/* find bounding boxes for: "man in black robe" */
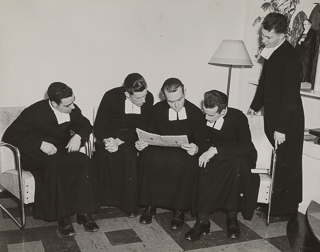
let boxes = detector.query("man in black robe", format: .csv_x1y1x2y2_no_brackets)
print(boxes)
249,13,304,216
296,19,316,83
93,73,154,217
3,82,100,237
184,90,259,241
136,78,206,230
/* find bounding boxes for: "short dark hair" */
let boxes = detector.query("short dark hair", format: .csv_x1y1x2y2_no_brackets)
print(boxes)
161,78,184,96
204,90,228,113
123,73,147,95
262,12,288,34
47,82,73,105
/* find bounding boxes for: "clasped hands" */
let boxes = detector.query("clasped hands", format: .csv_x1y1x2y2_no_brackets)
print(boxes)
40,134,81,155
135,141,198,156
103,137,123,153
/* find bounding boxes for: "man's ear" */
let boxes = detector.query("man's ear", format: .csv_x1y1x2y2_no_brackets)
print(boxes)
184,88,186,96
124,91,130,99
50,100,58,108
221,108,227,115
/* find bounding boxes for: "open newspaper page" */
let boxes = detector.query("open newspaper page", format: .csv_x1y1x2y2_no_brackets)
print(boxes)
136,128,189,147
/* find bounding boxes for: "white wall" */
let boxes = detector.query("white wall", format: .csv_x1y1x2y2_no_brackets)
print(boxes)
0,0,250,121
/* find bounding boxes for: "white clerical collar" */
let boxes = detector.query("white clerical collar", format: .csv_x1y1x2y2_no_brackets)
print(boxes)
303,28,310,35
169,107,187,121
49,100,70,125
125,98,141,114
207,107,228,130
260,39,285,60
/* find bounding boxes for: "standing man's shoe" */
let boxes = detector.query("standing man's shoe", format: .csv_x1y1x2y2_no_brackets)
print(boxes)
139,206,156,224
184,220,210,241
57,217,76,237
226,218,240,239
76,213,99,232
171,210,185,230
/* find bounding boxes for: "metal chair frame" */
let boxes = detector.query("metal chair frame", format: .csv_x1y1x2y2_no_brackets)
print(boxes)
0,142,27,228
248,115,277,226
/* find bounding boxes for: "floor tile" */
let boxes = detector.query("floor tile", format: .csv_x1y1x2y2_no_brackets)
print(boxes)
155,211,262,251
0,231,8,252
7,241,45,252
266,235,291,252
74,231,112,251
238,212,287,238
188,239,282,252
1,206,33,220
1,194,308,252
105,228,142,245
6,228,40,244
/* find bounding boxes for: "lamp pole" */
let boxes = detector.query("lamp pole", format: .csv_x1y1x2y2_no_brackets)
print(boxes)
226,65,232,97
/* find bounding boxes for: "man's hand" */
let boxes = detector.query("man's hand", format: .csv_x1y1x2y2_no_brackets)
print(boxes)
41,141,57,155
274,131,285,149
181,143,198,156
104,137,123,153
66,134,81,152
135,141,148,151
199,147,217,168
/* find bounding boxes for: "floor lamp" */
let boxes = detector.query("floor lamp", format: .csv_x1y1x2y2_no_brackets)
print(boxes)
208,40,253,96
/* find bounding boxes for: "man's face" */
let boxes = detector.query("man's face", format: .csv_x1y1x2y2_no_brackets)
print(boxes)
52,95,75,114
261,28,285,48
303,20,311,30
203,106,225,123
164,86,185,112
126,89,148,107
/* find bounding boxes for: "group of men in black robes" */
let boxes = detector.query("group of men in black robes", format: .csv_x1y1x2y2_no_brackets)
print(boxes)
2,12,304,242
3,76,260,240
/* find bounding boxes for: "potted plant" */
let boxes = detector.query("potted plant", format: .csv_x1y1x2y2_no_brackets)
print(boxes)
253,0,300,61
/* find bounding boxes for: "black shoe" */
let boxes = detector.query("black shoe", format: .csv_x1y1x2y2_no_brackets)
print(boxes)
57,217,76,237
139,206,156,224
226,218,240,239
171,210,185,230
127,212,137,218
76,213,99,232
184,220,210,241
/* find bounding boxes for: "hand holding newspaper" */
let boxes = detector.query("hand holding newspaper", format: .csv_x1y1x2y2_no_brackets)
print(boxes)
136,128,189,147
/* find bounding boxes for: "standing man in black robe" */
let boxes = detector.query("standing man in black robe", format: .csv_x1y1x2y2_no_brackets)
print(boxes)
296,19,316,84
184,90,259,241
136,78,206,230
3,82,100,237
93,73,154,217
249,13,304,216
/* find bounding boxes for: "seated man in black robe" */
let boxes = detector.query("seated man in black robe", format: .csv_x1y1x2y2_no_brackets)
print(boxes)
93,73,154,217
184,90,259,241
3,82,100,237
136,78,206,230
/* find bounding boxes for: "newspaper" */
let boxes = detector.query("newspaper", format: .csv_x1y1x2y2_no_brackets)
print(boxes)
136,128,189,147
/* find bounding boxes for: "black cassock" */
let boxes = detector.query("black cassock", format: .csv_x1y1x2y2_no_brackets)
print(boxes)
194,108,259,220
2,100,100,222
251,40,304,215
296,28,316,82
93,87,154,213
138,99,206,211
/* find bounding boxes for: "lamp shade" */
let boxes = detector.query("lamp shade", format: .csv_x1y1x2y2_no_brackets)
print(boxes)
208,40,253,66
